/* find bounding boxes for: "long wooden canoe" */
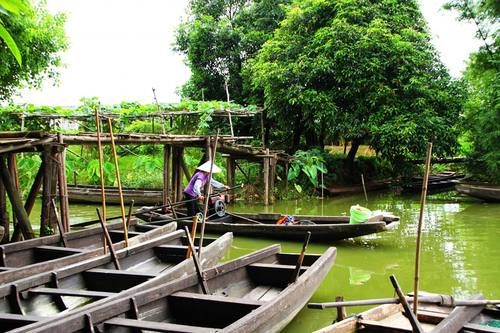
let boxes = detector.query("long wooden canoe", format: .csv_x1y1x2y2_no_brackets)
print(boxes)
456,183,500,202
402,172,464,193
314,294,500,333
327,180,390,195
14,244,336,333
67,184,163,205
0,230,233,333
139,211,400,242
0,219,176,284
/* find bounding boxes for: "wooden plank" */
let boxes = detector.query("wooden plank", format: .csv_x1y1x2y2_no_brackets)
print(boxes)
104,318,217,333
431,295,485,333
29,287,115,298
171,291,265,307
83,269,155,292
246,263,308,287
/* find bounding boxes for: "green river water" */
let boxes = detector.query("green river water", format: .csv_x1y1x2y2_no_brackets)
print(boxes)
28,190,500,332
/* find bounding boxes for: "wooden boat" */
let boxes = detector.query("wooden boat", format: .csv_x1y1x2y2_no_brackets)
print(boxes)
139,211,400,242
314,294,500,333
0,219,176,284
456,183,500,202
67,184,163,205
0,230,233,333
326,180,390,196
13,244,337,333
401,171,464,193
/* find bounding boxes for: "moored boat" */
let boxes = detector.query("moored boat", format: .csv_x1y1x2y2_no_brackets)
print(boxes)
14,244,336,333
313,294,500,333
138,211,400,242
0,219,176,284
0,230,233,333
67,184,163,205
456,183,500,202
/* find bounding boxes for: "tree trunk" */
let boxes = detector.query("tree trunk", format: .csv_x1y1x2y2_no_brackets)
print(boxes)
291,115,303,153
346,138,361,165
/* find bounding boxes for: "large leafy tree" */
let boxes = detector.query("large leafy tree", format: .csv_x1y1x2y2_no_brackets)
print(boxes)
0,0,67,101
174,0,290,104
445,0,499,182
250,0,465,163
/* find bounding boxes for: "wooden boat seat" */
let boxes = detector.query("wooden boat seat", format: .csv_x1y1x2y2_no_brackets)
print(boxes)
34,246,85,262
133,224,160,231
247,263,309,287
104,318,217,333
108,230,142,242
243,285,281,302
83,269,156,292
0,313,43,330
28,287,116,298
167,291,265,328
154,245,198,262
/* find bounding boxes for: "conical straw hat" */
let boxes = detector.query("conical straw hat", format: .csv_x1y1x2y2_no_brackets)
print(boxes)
197,161,222,173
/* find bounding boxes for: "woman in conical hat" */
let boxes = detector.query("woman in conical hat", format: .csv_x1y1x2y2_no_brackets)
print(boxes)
183,161,227,217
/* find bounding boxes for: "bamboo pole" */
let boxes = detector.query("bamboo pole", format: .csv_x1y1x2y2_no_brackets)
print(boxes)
57,134,70,232
361,173,368,202
51,199,67,247
198,131,219,259
107,117,128,247
95,109,108,253
413,142,433,314
96,208,120,270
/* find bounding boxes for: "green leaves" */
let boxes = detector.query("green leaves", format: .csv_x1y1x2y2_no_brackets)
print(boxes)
0,23,21,65
288,149,327,188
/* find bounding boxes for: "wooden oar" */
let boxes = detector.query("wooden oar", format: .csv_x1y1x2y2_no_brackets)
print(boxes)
390,274,424,333
126,200,134,229
308,295,500,309
290,231,311,283
186,215,198,259
183,226,209,294
96,208,121,270
225,212,263,224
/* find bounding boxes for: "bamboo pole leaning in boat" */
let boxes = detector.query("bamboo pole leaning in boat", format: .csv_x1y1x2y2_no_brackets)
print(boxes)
198,130,220,259
414,142,433,314
96,208,121,270
107,117,128,246
186,214,198,259
95,108,108,253
308,295,500,309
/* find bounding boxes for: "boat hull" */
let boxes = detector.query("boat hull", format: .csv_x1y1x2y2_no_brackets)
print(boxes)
456,183,500,202
67,184,163,205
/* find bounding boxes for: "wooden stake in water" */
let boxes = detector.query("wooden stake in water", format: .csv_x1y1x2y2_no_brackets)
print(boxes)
361,173,368,202
413,142,433,314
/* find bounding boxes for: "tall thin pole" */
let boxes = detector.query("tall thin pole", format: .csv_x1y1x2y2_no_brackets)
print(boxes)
107,117,128,247
361,173,368,202
95,108,107,253
198,130,220,259
413,142,433,314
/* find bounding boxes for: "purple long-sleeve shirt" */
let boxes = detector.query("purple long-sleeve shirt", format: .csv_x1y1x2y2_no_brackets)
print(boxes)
184,171,224,197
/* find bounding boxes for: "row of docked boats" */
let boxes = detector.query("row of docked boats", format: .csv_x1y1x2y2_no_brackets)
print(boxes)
0,208,343,333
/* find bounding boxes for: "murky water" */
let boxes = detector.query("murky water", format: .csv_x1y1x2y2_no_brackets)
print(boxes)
26,190,499,332
228,191,500,332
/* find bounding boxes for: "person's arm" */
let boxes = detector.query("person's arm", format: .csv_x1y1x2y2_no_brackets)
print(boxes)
210,178,225,189
193,179,203,196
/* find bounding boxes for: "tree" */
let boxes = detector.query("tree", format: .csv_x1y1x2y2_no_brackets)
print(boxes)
250,0,465,164
174,0,290,104
0,0,29,66
445,0,499,181
0,1,67,101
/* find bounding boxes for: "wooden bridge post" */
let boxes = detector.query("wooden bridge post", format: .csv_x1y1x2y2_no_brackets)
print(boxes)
7,154,20,238
41,146,58,236
0,156,34,239
226,156,235,203
171,147,178,202
269,154,277,204
163,145,171,205
263,149,270,205
0,171,8,243
176,147,184,202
